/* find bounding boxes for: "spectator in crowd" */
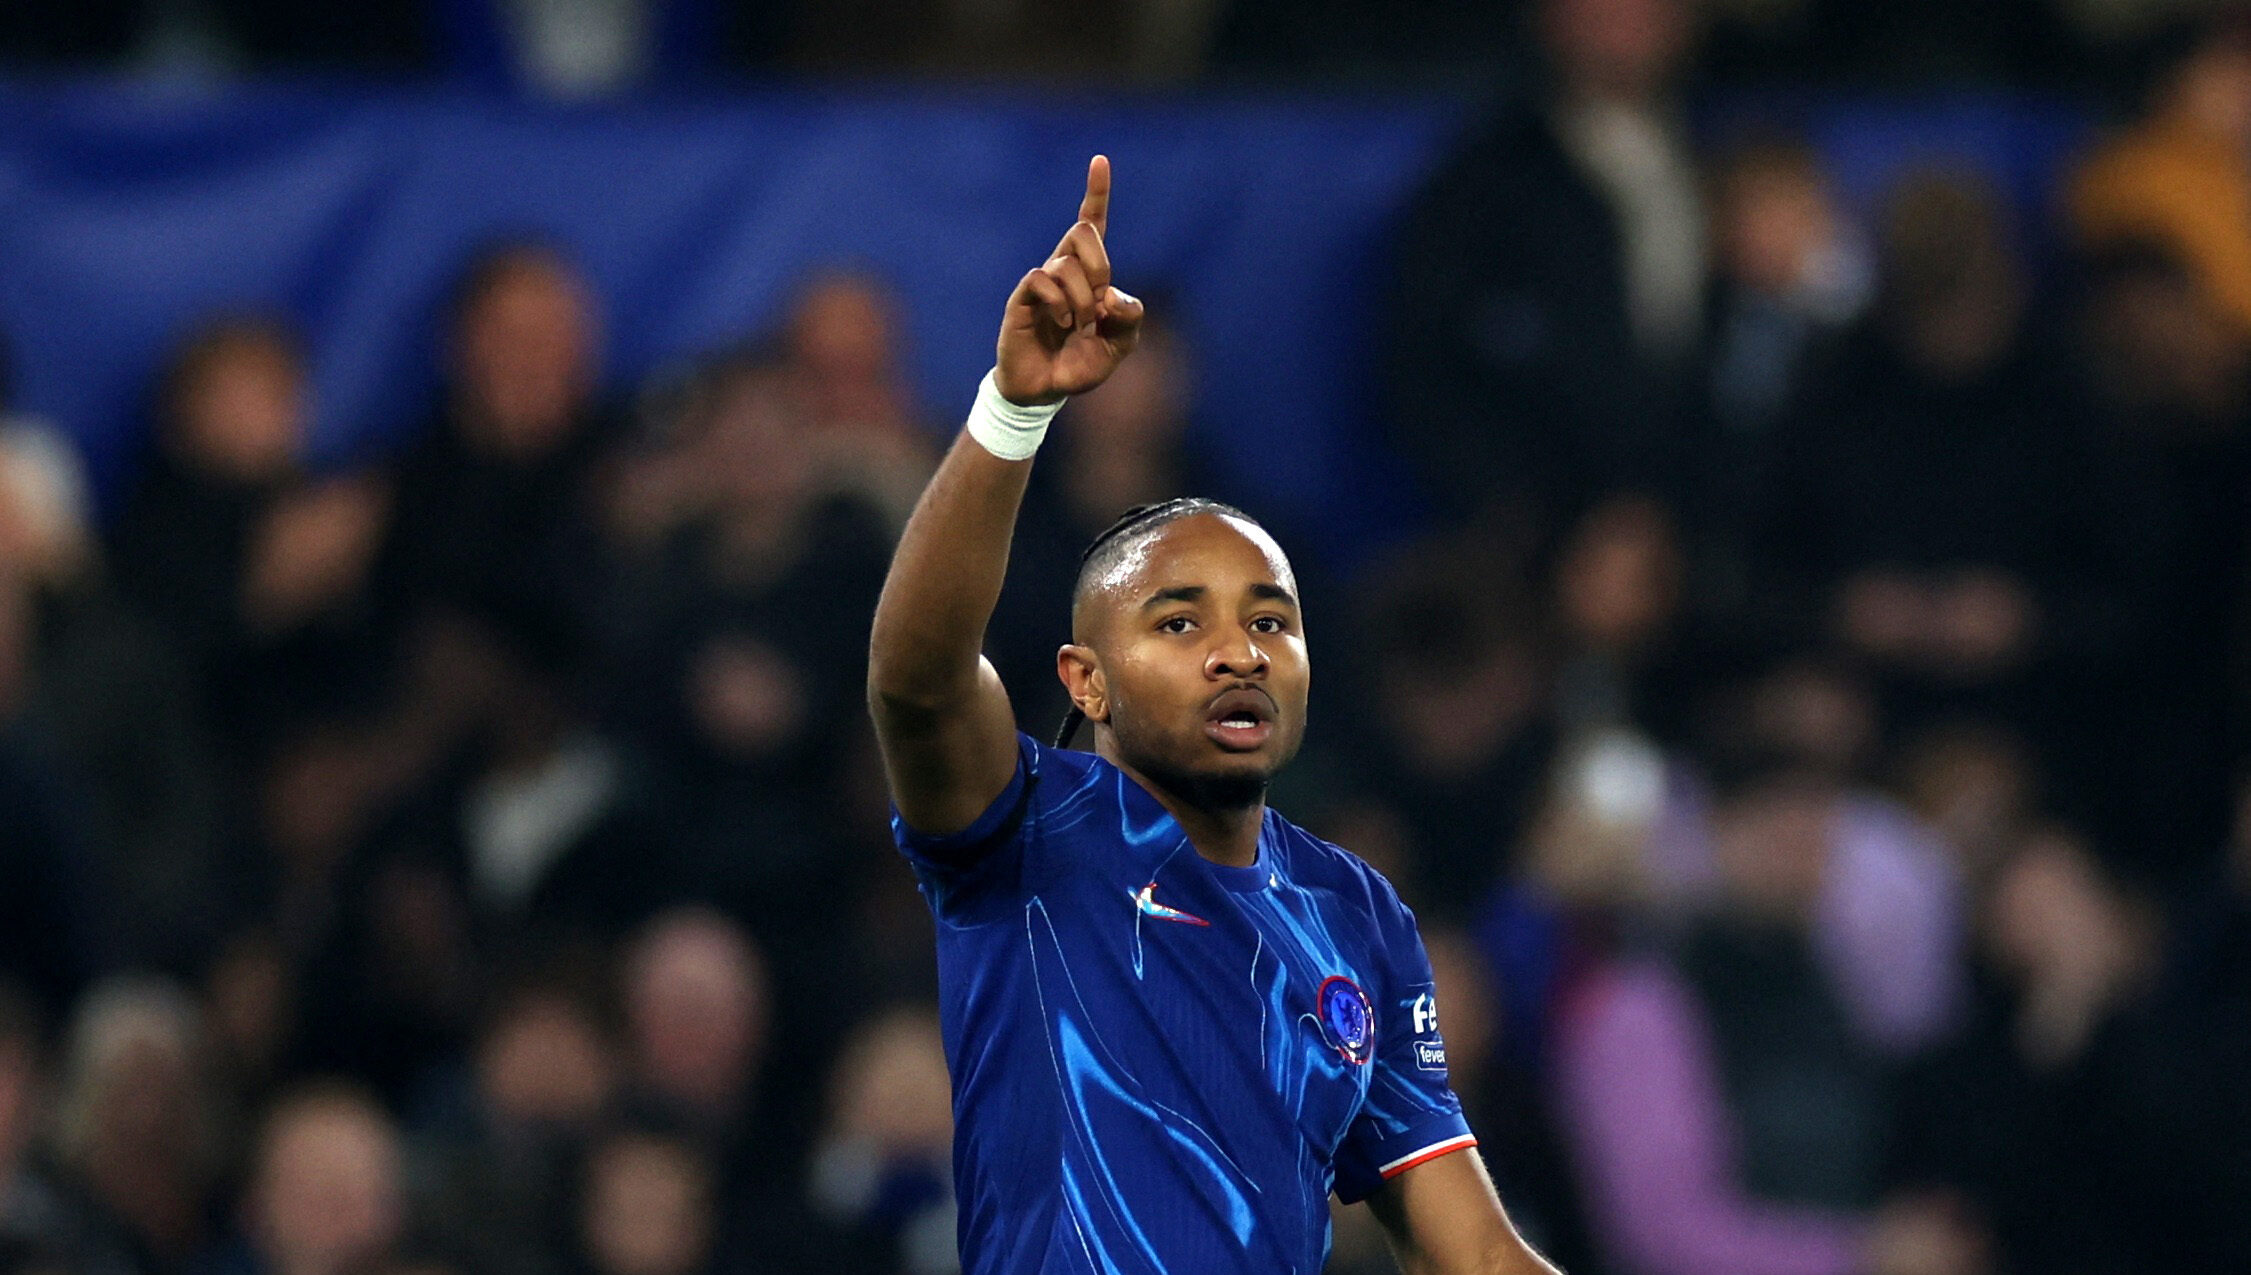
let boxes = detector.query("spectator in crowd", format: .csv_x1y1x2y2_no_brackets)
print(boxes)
0,576,104,1018
1548,493,1693,742
375,240,614,712
93,317,379,967
574,1122,717,1275
1890,827,2217,1272
0,342,94,596
2073,13,2251,340
603,345,893,935
197,932,286,1103
1694,140,1870,604
611,907,860,1272
1703,140,1871,440
1340,535,1556,921
2068,241,2250,868
1651,667,1965,1054
415,971,619,1275
779,272,935,532
225,1083,406,1275
806,1004,955,1275
1892,722,2037,887
1761,171,2125,752
49,978,222,1275
284,831,482,1111
109,317,387,757
330,243,672,966
1387,0,1703,532
617,910,768,1153
1552,751,1986,1275
0,984,72,1269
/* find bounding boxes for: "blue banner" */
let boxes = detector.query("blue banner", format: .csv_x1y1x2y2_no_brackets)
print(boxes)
0,80,1465,560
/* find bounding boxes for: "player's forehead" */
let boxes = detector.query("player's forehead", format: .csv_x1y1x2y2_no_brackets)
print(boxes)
1096,512,1297,606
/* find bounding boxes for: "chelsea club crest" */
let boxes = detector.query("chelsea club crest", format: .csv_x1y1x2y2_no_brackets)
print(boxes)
1315,975,1376,1065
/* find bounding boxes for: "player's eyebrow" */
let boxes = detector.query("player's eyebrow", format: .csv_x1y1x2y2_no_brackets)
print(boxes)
1248,582,1299,609
1141,585,1205,610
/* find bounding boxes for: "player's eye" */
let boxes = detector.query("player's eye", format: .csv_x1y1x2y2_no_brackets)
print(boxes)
1156,615,1196,634
1249,615,1287,634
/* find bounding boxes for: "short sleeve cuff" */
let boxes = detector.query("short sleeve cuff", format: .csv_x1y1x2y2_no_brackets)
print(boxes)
891,733,1035,872
1332,1112,1478,1204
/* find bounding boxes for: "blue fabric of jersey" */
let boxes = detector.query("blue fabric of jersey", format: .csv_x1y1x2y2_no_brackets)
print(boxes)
893,734,1473,1275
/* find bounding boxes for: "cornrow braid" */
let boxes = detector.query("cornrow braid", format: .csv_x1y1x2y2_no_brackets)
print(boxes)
1051,497,1256,749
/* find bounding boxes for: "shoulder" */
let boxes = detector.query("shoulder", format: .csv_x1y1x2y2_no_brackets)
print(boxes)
1024,738,1105,801
1014,741,1153,846
1271,811,1418,930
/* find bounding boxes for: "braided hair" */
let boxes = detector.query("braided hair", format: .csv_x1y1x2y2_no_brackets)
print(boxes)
1051,496,1259,749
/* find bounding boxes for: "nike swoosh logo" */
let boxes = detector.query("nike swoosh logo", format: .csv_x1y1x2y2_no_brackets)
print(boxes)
1133,883,1210,927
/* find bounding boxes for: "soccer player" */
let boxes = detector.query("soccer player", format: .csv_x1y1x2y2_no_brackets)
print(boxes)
867,157,1563,1275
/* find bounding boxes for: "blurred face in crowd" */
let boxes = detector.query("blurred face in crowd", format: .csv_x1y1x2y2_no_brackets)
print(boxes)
249,1092,404,1275
2084,257,2248,429
64,986,205,1173
1900,726,2030,881
1709,775,1836,925
825,1006,952,1158
455,252,599,458
787,273,900,390
580,1132,713,1275
476,989,618,1129
1877,172,2023,379
58,981,215,1257
171,324,305,483
1065,513,1308,812
623,911,768,1116
1715,148,1839,297
1370,583,1542,782
1067,321,1189,456
1539,0,1692,102
1555,495,1681,655
2166,31,2251,146
204,933,292,1088
697,362,815,509
1743,662,1876,781
686,634,808,762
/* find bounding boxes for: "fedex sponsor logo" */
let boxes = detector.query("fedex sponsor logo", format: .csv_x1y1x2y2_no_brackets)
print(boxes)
1410,992,1439,1036
1408,990,1445,1070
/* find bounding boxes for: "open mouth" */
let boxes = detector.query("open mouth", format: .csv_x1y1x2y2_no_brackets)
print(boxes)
1203,687,1276,751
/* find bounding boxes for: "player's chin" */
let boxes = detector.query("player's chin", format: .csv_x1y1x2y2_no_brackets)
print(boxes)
1193,729,1298,781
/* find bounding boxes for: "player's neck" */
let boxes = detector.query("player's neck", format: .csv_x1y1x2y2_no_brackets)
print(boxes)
1163,797,1265,869
1100,748,1266,868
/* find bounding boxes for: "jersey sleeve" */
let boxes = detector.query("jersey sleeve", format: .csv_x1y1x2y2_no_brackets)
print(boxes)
890,732,1042,926
1331,882,1478,1204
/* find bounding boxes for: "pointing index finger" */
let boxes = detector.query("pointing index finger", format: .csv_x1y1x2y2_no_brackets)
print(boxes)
1079,155,1110,236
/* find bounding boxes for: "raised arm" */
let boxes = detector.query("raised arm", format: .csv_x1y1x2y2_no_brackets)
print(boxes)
867,156,1145,835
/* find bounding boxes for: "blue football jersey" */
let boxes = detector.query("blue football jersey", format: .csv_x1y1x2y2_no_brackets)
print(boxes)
893,733,1475,1275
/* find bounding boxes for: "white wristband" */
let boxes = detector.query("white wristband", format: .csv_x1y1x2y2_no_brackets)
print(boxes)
964,370,1063,461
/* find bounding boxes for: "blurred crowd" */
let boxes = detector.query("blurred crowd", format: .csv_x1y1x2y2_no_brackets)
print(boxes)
2,0,2249,95
2,2,2251,1275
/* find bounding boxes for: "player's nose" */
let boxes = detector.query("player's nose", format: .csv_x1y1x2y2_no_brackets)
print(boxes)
1206,626,1269,680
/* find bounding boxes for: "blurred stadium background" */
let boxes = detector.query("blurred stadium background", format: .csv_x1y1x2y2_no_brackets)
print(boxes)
0,1,2248,1273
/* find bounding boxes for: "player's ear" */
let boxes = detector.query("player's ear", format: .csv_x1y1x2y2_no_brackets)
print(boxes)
1057,643,1108,722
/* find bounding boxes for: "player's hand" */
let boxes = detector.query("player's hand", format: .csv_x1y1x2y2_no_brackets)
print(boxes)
994,155,1146,406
